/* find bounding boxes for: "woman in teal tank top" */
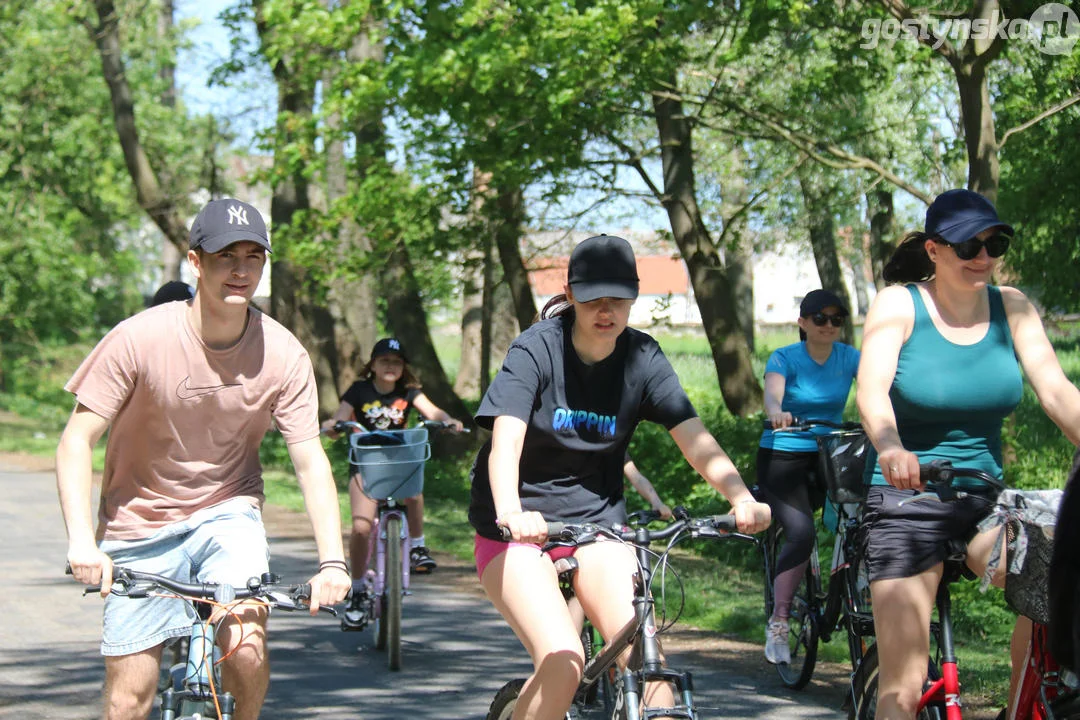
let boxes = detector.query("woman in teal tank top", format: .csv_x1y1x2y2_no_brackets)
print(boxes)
856,189,1080,720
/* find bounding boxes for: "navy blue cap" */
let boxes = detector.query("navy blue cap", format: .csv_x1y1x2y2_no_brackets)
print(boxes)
567,235,639,303
189,199,271,254
925,189,1013,245
371,338,407,361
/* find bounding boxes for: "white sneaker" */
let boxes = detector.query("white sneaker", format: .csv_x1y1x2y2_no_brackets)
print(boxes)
764,618,791,665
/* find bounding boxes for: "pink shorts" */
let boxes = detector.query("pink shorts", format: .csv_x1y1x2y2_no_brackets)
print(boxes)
474,533,576,580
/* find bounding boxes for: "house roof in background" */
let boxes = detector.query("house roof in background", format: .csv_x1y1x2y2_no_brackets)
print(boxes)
529,255,689,296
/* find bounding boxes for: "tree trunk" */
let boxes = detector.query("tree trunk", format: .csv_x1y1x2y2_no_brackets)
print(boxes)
493,185,536,330
88,0,188,254
651,82,763,416
867,189,895,290
323,21,378,393
727,248,754,352
383,244,472,422
954,58,999,201
800,172,854,344
455,248,484,400
255,0,339,413
480,232,495,399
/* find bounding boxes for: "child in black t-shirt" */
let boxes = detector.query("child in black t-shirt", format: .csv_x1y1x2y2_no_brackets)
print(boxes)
468,235,771,717
322,338,463,630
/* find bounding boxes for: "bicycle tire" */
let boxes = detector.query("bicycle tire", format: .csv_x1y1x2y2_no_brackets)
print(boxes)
384,513,404,671
767,524,820,690
853,644,944,720
374,592,388,650
485,678,526,720
776,589,820,690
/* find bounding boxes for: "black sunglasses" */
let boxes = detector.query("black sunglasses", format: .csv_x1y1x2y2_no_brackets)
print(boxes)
809,312,845,327
946,232,1011,261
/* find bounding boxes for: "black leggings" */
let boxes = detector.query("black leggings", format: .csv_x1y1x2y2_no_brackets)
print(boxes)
756,447,823,575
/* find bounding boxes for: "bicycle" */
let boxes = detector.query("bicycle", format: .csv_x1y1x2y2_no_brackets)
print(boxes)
851,460,1007,720
986,485,1078,720
78,565,325,720
484,507,760,720
328,418,464,671
758,418,875,697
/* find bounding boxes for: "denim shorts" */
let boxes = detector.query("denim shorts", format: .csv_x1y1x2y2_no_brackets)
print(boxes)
97,498,270,656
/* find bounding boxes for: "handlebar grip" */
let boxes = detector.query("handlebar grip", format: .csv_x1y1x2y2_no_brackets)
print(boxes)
292,583,312,601
497,521,566,541
708,515,740,532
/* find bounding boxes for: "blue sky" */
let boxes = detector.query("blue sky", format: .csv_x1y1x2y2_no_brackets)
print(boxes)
175,0,273,145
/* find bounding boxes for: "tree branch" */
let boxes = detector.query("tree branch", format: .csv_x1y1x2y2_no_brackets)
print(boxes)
999,93,1080,150
878,0,958,66
723,100,933,204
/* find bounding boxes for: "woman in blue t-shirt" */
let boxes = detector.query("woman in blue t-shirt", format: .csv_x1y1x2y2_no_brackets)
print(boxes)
857,190,1080,720
757,289,859,665
468,234,771,719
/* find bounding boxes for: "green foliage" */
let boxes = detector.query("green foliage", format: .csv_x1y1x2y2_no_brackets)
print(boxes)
996,46,1080,311
0,0,224,390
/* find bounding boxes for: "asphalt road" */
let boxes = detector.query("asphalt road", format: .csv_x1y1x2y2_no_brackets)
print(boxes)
0,458,848,719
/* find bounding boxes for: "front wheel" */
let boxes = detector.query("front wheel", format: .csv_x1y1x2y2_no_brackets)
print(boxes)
486,678,526,720
382,513,404,671
776,591,819,690
769,528,820,690
853,644,944,720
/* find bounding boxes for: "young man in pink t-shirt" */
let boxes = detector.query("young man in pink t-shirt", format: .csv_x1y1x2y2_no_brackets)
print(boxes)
57,198,350,720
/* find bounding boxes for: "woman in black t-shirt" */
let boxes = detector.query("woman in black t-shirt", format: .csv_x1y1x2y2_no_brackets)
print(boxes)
468,235,771,719
322,338,463,629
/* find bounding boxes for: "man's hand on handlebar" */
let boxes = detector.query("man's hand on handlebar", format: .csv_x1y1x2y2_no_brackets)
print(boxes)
66,545,114,598
732,500,771,535
307,567,351,615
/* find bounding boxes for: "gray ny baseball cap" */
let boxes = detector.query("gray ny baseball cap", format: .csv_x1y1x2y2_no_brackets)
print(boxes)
189,199,271,254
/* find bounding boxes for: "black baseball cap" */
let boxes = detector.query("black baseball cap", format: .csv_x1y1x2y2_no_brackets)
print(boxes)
150,280,195,307
189,199,271,254
371,338,407,361
800,289,848,316
567,235,640,303
925,189,1014,245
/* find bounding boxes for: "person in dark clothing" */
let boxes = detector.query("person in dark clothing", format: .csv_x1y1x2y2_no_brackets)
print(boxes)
468,234,771,720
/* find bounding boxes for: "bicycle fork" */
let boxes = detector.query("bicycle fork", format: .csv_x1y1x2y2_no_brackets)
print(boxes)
621,589,696,719
372,506,410,603
160,619,236,720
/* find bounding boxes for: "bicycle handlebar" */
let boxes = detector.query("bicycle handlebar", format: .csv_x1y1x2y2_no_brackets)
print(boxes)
902,460,1004,505
497,513,744,545
763,417,864,433
80,566,323,613
326,419,469,435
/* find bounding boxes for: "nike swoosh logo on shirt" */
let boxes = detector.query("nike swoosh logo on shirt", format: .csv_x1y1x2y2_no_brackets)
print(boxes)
176,377,242,400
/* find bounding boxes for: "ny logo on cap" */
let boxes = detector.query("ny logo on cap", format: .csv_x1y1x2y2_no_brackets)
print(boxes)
388,339,401,350
227,204,250,226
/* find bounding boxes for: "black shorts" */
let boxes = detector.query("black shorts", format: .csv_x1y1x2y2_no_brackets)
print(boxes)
861,485,993,582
